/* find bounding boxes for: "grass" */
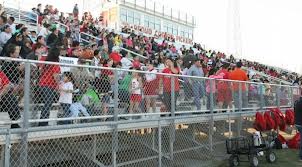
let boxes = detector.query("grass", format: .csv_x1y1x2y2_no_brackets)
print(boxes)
217,149,301,167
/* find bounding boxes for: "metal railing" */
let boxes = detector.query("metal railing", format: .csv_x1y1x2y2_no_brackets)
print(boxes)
0,56,298,167
3,0,39,32
79,32,148,60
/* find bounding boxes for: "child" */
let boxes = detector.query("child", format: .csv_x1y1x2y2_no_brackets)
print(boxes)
58,72,74,124
129,70,143,118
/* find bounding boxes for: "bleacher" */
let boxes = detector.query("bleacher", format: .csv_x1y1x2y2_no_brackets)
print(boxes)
0,1,299,167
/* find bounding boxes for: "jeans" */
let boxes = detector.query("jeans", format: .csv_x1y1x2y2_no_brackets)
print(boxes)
192,83,204,110
296,125,302,159
70,103,90,117
206,93,216,111
163,91,179,114
0,93,21,128
39,86,57,126
60,103,71,124
233,91,248,111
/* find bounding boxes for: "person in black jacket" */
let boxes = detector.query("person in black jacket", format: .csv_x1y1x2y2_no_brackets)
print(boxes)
294,96,302,161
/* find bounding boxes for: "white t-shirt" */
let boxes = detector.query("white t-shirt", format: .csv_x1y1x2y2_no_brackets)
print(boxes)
121,57,132,69
131,78,141,95
145,69,157,82
59,82,73,104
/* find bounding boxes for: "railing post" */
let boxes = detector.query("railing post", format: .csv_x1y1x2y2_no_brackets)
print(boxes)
236,82,243,137
238,82,243,112
209,79,215,152
112,69,119,167
290,86,294,107
259,84,264,110
158,120,162,167
276,85,281,108
4,129,11,167
169,75,175,160
20,61,31,167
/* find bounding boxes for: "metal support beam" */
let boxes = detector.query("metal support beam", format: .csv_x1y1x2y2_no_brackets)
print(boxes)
20,61,31,167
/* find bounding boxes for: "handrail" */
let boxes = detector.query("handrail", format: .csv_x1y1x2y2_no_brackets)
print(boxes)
3,0,39,32
0,57,299,88
120,47,148,59
79,32,148,60
80,32,101,41
55,21,69,31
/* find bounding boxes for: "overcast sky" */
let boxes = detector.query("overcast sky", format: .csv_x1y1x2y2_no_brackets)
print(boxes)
164,0,302,73
19,0,302,73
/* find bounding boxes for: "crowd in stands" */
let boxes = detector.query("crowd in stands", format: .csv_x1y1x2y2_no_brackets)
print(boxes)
0,3,300,128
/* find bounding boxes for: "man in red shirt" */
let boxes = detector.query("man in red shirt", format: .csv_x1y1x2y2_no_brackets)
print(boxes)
160,58,180,114
229,61,249,110
0,71,21,128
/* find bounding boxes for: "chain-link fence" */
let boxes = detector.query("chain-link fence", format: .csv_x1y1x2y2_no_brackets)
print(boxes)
0,57,299,167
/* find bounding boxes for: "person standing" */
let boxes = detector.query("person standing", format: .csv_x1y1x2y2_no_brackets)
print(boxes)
187,58,205,111
58,72,74,124
294,96,302,161
216,63,232,110
38,48,61,126
229,61,249,110
160,58,180,114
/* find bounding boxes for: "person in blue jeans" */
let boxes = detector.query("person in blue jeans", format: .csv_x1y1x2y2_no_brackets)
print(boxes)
187,59,205,111
294,96,302,161
38,48,61,126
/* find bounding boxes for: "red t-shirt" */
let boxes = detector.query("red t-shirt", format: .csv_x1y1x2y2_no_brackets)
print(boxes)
39,65,61,89
162,67,180,92
101,65,114,76
0,71,10,91
217,69,230,90
109,52,121,63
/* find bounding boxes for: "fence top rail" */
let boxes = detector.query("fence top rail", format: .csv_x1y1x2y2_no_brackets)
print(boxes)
223,60,292,85
0,57,298,88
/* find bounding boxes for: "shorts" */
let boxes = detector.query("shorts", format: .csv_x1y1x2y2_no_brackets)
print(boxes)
217,89,232,103
130,94,142,102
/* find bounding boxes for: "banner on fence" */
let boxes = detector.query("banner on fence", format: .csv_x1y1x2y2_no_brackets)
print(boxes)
59,56,78,72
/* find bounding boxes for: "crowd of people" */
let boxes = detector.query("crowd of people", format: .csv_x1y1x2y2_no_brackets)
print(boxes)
0,3,300,128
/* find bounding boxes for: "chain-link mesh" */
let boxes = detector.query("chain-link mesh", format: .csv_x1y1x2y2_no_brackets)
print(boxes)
0,58,299,167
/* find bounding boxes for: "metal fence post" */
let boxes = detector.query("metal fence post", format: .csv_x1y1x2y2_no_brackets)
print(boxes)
169,75,175,160
209,79,214,152
238,82,243,112
20,61,31,167
236,82,243,137
4,129,11,167
290,86,295,107
112,69,119,167
259,84,264,110
158,120,162,167
276,85,281,108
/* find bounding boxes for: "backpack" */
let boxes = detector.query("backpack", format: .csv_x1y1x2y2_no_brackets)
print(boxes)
264,111,275,131
254,112,266,131
285,109,295,126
